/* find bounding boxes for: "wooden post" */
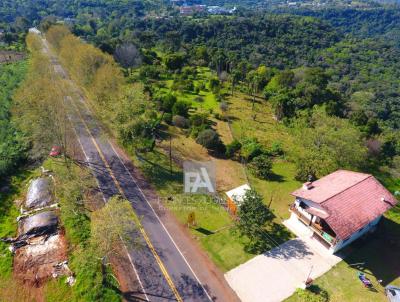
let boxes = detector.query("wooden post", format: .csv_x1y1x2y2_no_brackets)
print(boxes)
169,133,172,174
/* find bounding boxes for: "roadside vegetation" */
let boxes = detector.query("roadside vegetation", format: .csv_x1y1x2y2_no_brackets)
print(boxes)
0,61,27,180
0,32,143,301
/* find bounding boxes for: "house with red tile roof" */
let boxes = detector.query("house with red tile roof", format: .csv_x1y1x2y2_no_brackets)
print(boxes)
289,170,398,253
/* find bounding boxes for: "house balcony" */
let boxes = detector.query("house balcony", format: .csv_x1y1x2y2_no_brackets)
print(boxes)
289,204,338,247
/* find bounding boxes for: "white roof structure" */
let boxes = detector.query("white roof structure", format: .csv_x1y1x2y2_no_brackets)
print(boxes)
28,27,41,35
226,184,251,205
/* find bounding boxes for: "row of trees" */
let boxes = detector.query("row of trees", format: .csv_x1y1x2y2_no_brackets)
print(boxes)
13,33,69,161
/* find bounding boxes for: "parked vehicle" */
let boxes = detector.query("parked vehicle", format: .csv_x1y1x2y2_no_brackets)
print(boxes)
49,146,62,157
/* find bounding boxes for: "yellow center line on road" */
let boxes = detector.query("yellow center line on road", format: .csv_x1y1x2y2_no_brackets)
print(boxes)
67,96,184,302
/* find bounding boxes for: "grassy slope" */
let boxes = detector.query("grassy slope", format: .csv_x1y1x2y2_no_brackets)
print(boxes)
161,67,220,112
132,66,400,294
228,92,302,220
128,80,303,271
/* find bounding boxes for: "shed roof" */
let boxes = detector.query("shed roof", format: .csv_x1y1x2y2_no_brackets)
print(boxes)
226,184,251,205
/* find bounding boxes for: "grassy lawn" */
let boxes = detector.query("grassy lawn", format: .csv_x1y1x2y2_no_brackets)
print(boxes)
160,67,220,112
227,92,302,220
248,160,301,221
228,93,295,153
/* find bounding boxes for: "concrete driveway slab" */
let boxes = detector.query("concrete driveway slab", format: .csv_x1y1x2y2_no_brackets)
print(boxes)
225,217,343,302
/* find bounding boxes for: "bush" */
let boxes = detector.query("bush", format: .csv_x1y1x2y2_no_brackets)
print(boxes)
190,113,208,127
220,102,229,112
225,139,242,158
270,141,284,157
213,112,221,120
209,77,220,93
249,155,273,179
194,96,204,103
172,78,194,92
173,115,189,128
163,113,173,125
164,53,185,70
196,129,226,154
295,159,317,182
198,82,206,91
241,138,264,161
190,124,209,138
153,92,177,112
139,64,161,80
294,287,329,302
172,101,191,117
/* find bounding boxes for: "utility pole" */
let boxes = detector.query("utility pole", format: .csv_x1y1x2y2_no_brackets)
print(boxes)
169,133,172,174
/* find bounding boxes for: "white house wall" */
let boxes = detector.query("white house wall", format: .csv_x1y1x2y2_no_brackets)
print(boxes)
331,215,382,253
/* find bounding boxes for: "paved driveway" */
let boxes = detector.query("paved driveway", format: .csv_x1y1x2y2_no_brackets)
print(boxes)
225,216,343,302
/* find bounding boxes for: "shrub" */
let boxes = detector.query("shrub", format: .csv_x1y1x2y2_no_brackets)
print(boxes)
172,101,191,117
155,93,177,112
139,65,161,80
194,96,204,103
241,138,264,161
249,155,273,179
190,124,208,138
295,159,317,182
209,77,220,93
213,112,221,120
220,102,228,112
163,113,173,125
173,115,189,128
198,82,206,91
164,53,185,70
270,141,284,157
190,113,208,127
196,129,226,154
225,139,242,158
294,287,329,302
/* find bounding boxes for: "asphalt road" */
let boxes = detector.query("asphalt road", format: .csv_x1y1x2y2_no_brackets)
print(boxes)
40,37,214,302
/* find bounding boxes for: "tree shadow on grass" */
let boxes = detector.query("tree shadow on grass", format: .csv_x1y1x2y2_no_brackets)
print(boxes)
136,151,183,190
0,168,34,222
267,172,284,182
194,227,214,236
243,220,294,255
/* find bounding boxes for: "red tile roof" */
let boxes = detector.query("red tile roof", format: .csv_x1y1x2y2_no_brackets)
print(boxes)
291,170,397,240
